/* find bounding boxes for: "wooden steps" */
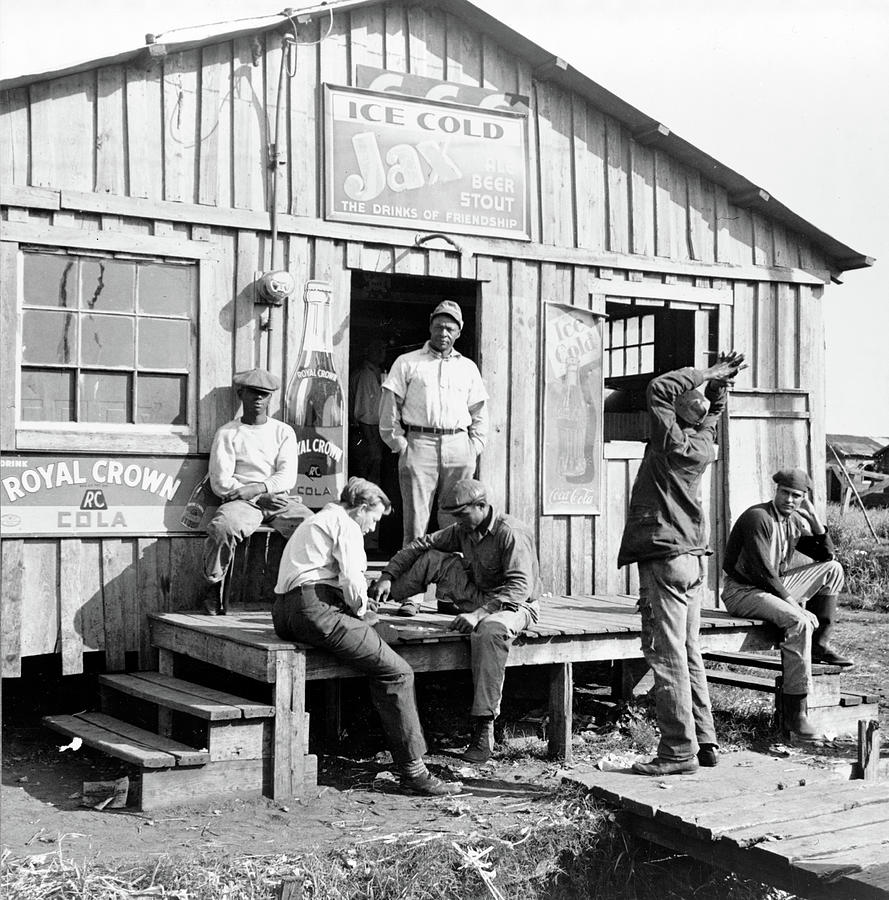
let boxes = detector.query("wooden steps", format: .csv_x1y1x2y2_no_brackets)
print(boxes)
42,671,314,810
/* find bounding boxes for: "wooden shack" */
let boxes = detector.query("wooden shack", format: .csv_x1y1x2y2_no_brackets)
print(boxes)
0,0,872,679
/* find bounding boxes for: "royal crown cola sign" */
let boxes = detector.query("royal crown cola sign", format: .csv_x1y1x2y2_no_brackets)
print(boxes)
284,281,346,508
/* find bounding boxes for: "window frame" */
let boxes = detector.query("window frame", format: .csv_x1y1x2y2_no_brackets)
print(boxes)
1,226,220,455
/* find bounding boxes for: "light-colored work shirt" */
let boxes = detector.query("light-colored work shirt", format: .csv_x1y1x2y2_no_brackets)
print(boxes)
275,503,369,613
208,417,297,498
379,342,489,453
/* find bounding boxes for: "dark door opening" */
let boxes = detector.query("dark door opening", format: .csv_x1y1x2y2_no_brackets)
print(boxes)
348,271,478,557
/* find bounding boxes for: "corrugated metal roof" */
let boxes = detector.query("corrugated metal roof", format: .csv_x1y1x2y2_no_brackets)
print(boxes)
0,0,874,272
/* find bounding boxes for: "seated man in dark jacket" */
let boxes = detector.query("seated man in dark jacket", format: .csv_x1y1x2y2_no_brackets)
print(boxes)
722,468,851,739
369,479,541,764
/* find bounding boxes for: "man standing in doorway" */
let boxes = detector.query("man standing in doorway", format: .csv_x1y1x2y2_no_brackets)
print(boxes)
722,468,852,740
369,479,541,763
618,352,745,776
379,301,489,616
201,368,308,615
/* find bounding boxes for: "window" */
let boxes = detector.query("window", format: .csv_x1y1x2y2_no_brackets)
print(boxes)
604,313,655,378
20,250,197,427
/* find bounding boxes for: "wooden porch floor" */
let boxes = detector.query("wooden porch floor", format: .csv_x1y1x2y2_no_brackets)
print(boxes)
565,751,889,900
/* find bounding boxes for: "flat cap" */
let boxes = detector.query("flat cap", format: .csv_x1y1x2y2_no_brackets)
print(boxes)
772,468,812,492
233,367,280,392
429,300,463,329
440,478,488,513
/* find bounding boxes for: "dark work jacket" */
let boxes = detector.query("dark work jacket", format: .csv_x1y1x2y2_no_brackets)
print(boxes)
722,502,836,599
617,368,726,567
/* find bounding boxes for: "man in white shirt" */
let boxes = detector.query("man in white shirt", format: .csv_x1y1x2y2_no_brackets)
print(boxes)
273,477,461,797
379,301,489,616
202,368,308,615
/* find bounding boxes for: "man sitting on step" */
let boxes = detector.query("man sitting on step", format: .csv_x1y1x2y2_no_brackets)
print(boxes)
721,467,853,740
202,368,309,616
369,479,542,764
272,476,461,797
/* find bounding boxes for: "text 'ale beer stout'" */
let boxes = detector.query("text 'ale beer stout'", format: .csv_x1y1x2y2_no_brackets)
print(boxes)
284,280,345,507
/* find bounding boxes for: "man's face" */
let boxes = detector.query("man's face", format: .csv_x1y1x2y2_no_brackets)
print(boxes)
354,501,385,534
774,485,806,517
238,387,272,419
452,501,488,532
429,315,461,354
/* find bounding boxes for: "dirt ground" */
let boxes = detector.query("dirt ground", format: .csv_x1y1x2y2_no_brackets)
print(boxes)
1,607,886,865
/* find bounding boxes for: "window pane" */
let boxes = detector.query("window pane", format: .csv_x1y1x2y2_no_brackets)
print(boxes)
611,319,624,346
138,374,188,425
641,344,655,372
82,259,135,312
139,264,195,316
81,371,131,423
81,314,134,366
22,309,77,364
625,346,640,376
612,348,625,377
625,316,639,344
20,369,74,421
23,253,76,308
641,315,655,342
139,318,191,370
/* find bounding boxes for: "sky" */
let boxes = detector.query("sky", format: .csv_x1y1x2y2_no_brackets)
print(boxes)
1,0,887,435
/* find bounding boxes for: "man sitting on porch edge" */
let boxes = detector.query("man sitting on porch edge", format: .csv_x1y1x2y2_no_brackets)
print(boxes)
369,479,542,764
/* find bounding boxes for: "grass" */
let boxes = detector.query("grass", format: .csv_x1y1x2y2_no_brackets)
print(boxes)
826,502,889,611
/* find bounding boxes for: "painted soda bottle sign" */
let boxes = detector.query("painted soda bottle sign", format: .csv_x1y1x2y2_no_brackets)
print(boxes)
284,280,345,508
179,473,210,529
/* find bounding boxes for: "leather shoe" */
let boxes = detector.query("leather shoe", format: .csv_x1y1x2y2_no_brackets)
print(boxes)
202,581,225,616
401,772,462,796
437,598,460,615
812,646,854,667
396,600,421,617
632,756,698,776
697,745,719,767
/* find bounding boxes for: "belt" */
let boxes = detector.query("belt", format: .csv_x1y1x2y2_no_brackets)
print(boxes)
405,425,465,435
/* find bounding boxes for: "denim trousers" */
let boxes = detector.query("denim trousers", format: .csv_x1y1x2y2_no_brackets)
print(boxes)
721,560,844,695
203,497,307,583
272,583,427,764
388,549,533,717
638,554,716,761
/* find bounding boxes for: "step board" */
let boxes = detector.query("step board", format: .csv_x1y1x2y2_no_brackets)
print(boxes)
98,672,274,720
705,670,778,693
702,651,841,676
43,712,209,768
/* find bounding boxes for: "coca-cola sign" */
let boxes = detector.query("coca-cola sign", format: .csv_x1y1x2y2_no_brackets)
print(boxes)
324,84,530,240
542,304,604,515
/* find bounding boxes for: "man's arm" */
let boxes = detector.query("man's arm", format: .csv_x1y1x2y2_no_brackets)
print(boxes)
263,425,298,494
468,400,487,455
330,518,369,616
370,527,462,602
378,388,407,453
208,428,240,498
727,510,792,600
646,368,705,454
794,497,837,561
477,528,537,613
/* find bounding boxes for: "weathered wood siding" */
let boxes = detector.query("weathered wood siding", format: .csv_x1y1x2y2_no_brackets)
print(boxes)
0,0,832,675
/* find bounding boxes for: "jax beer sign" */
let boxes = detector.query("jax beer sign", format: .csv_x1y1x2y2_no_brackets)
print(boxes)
0,454,214,536
324,85,530,240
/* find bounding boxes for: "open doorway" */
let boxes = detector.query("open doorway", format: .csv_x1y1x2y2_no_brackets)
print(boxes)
348,271,479,557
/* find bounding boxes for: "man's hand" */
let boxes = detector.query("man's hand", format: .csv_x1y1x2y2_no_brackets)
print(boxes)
801,608,820,630
797,495,826,534
705,350,747,384
449,609,489,633
224,483,266,502
256,492,289,512
369,576,392,604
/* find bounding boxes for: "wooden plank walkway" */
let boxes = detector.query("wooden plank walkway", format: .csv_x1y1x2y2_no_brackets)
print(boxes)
564,751,889,900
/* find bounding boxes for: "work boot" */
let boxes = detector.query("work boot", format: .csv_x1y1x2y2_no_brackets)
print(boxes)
697,744,719,767
462,717,495,764
401,772,462,796
436,597,460,616
632,756,698,776
781,693,820,740
202,580,225,616
808,594,854,667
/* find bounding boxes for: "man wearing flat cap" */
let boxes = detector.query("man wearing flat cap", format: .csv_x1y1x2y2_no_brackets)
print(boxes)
722,467,852,739
369,478,541,763
379,300,489,616
618,352,745,777
201,368,309,615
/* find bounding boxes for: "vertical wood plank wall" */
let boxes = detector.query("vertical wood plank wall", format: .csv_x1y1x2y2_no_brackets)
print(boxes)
0,1,832,675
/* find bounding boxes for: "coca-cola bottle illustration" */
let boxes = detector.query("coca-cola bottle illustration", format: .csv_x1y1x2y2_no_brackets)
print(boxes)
556,352,587,478
284,280,345,508
179,472,211,529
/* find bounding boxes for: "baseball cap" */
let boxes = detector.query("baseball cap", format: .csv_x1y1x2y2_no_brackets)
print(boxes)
429,300,463,329
233,368,280,393
772,468,812,492
440,479,488,513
